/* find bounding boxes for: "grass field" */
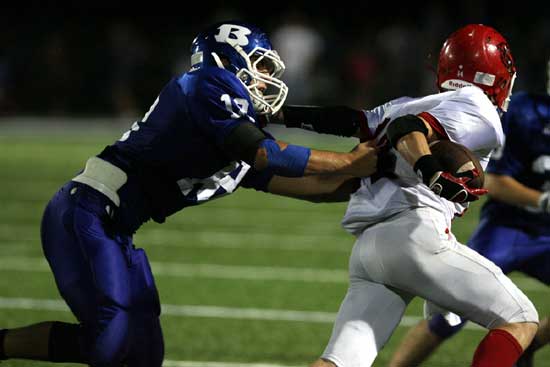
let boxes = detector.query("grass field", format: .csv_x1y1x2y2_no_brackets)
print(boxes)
0,124,547,366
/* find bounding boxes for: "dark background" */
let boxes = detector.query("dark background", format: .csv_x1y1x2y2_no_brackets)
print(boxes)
1,2,549,118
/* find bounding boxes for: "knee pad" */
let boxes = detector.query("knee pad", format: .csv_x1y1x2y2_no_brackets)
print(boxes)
428,314,467,339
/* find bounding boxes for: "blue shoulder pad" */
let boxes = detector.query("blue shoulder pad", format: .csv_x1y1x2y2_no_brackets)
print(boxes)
180,68,258,146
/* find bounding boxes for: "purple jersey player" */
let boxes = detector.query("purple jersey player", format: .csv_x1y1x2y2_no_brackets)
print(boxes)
0,21,377,366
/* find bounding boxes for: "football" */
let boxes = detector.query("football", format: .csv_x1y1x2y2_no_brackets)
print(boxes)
429,140,484,189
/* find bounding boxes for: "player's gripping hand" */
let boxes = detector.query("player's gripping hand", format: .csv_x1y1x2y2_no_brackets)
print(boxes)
538,192,550,213
414,155,488,203
347,140,378,177
426,171,488,203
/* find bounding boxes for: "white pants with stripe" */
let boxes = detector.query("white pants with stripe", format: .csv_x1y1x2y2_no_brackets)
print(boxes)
321,207,538,367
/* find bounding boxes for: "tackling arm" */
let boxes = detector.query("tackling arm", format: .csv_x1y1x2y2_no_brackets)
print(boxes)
266,174,360,203
265,105,369,138
222,122,378,178
254,139,378,177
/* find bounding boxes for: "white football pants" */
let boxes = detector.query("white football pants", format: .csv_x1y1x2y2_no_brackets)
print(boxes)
321,207,538,367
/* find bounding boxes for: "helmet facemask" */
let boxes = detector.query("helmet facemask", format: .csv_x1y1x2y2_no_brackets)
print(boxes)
499,71,516,112
494,42,516,112
238,48,288,115
212,42,288,115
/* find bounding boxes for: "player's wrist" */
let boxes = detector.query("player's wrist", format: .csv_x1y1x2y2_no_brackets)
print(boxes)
337,152,357,175
413,154,443,186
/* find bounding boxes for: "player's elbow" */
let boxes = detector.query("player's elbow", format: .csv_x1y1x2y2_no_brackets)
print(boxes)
254,140,310,177
253,145,269,171
253,140,289,171
386,114,429,148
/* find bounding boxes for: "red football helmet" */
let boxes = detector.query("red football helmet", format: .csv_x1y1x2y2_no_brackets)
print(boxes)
437,24,516,111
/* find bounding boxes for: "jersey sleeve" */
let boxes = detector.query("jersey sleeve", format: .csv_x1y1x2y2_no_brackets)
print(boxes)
486,95,528,176
420,87,504,153
186,70,258,147
238,128,277,191
363,96,415,141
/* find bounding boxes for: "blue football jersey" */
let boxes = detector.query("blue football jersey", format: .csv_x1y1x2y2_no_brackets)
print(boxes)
481,91,550,235
97,67,274,232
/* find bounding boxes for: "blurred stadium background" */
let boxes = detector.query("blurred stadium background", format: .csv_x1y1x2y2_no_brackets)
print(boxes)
0,2,549,366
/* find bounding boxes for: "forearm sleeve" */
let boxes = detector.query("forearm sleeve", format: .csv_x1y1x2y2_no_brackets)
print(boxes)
259,139,311,177
386,114,429,148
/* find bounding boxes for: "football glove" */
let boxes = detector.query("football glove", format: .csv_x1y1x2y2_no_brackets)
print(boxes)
414,155,488,203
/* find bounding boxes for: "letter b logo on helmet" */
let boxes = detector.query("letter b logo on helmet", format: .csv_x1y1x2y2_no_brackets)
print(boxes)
214,24,251,46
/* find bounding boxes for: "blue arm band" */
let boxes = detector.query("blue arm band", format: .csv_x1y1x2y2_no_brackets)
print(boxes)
259,139,311,177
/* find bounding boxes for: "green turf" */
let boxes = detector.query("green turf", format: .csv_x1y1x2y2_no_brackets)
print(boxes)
0,131,547,366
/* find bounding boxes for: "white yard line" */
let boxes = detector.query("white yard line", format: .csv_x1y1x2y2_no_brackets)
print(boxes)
0,256,347,283
0,296,483,330
0,225,351,252
0,256,546,292
137,229,350,252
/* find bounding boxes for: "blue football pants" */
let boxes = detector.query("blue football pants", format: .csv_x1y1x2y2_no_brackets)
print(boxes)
41,182,164,366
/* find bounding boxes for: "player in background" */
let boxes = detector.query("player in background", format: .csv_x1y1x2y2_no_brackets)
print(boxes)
387,59,550,367
0,21,377,366
293,24,538,367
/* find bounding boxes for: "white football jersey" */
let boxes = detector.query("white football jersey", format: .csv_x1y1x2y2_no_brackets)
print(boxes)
342,86,504,235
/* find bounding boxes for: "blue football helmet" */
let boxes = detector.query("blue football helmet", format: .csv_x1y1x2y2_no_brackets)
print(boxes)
190,21,288,115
